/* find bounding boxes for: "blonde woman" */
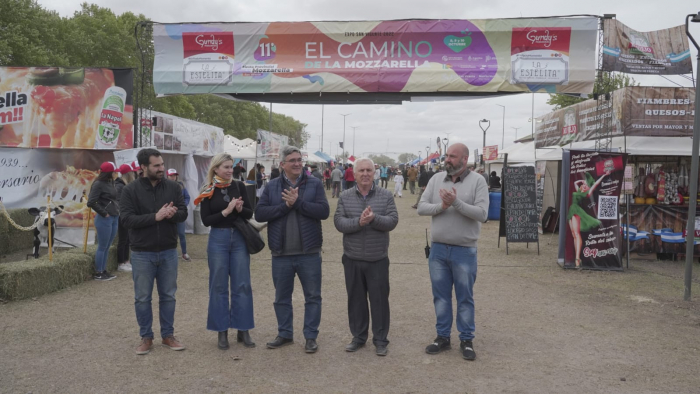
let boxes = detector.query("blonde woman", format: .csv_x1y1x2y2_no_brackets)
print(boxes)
194,153,255,350
87,162,121,281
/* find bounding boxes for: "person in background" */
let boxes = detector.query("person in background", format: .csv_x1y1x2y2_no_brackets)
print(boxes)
374,164,381,187
116,163,137,272
412,165,428,209
380,163,389,188
311,164,324,183
334,158,398,356
489,171,501,189
270,166,281,180
417,143,489,361
340,164,347,192
477,167,489,187
167,169,191,262
407,165,418,195
133,160,142,177
120,148,188,355
323,166,331,190
255,145,330,354
393,170,404,198
233,166,246,182
196,153,256,350
88,162,120,281
247,165,257,181
402,167,408,191
344,163,356,190
331,165,343,198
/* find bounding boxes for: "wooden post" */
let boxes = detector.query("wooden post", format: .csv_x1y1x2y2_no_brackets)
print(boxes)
47,195,53,261
83,192,90,254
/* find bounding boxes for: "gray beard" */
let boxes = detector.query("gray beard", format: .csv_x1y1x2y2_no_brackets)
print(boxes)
445,162,465,175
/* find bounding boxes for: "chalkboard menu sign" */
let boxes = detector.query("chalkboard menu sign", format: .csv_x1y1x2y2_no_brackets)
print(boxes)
503,166,539,243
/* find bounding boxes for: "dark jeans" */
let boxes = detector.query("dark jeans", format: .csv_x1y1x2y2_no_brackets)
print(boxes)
380,177,388,188
131,249,178,339
403,177,407,190
94,215,118,272
117,217,130,264
343,255,390,346
345,181,355,190
207,228,254,331
271,252,322,339
177,221,187,255
332,181,341,197
325,179,331,190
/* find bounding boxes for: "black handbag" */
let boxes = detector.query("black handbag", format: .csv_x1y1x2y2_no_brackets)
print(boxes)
233,217,265,254
225,181,265,254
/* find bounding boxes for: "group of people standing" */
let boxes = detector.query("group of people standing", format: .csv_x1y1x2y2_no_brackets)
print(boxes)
87,142,489,362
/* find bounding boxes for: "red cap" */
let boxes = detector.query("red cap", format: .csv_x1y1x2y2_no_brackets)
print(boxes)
131,161,140,171
167,169,178,176
118,164,133,174
100,161,117,173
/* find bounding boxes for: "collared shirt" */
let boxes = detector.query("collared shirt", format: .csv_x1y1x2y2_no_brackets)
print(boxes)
443,168,471,184
356,182,375,200
282,171,300,187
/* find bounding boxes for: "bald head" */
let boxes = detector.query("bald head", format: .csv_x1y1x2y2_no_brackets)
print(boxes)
447,143,469,159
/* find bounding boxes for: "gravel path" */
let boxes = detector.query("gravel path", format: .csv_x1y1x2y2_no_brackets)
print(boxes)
2,185,700,393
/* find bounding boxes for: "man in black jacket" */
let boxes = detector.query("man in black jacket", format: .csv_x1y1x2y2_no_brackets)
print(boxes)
412,165,431,209
120,148,188,356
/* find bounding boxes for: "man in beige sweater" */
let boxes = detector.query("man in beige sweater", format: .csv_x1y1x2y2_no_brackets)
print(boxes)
417,143,489,361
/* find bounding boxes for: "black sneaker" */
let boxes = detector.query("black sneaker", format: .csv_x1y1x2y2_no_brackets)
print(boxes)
425,336,451,354
460,340,476,361
93,272,105,281
104,271,116,280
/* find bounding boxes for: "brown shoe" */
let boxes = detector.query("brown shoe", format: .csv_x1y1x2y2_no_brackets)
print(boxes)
162,336,186,351
136,337,153,355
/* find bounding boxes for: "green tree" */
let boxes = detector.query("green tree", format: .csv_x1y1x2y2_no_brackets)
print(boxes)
368,154,396,167
398,153,417,163
546,73,638,110
0,0,68,66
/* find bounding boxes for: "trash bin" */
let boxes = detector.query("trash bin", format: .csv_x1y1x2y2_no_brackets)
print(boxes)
193,205,209,235
488,192,501,221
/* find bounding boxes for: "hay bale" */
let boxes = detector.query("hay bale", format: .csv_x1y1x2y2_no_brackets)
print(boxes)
0,244,118,301
0,209,36,255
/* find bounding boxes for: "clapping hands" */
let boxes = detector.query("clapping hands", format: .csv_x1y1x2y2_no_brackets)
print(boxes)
439,187,457,210
282,187,299,208
156,202,178,221
223,197,243,217
359,206,375,226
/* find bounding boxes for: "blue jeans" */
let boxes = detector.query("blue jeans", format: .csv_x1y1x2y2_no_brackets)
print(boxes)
428,242,478,341
177,221,187,255
271,253,322,339
94,215,118,272
131,249,178,339
207,228,254,332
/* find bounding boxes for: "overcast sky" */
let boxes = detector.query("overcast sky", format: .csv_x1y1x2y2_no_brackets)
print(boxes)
40,0,700,159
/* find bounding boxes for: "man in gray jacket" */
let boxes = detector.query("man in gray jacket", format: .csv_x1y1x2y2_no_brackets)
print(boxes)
334,158,398,356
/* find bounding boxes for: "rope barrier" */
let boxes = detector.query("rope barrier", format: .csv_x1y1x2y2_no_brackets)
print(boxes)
0,200,40,231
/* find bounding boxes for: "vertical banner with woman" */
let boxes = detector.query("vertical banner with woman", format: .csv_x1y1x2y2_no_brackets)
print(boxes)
565,150,627,270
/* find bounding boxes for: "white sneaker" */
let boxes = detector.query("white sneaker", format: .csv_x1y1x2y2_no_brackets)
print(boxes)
118,263,132,272
182,253,191,261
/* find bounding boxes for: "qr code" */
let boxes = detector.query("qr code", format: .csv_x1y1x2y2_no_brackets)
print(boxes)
597,196,618,220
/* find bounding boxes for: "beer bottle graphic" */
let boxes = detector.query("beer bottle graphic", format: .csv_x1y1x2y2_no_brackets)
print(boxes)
95,86,127,149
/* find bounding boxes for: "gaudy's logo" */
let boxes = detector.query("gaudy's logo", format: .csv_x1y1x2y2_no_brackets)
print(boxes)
526,30,558,48
195,35,223,51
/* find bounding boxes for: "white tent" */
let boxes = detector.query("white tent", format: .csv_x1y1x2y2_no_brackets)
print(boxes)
303,151,327,163
224,135,257,159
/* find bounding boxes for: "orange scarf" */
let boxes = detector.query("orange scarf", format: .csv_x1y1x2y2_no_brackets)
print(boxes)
194,175,232,206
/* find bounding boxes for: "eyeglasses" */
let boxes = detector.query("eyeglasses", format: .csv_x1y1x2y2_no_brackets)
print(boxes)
284,158,303,164
221,187,230,202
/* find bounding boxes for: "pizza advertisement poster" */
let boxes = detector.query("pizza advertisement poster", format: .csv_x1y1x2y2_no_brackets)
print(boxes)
564,150,627,270
152,18,597,96
602,19,692,75
0,147,117,227
483,145,498,161
0,67,134,150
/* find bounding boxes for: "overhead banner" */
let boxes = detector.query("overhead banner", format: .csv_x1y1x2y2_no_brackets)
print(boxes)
141,110,224,156
256,129,289,158
564,151,626,270
535,86,696,148
0,148,117,227
602,20,692,75
152,18,597,96
0,67,134,149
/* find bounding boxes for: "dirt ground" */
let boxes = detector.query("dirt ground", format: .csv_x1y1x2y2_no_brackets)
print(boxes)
2,184,700,393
